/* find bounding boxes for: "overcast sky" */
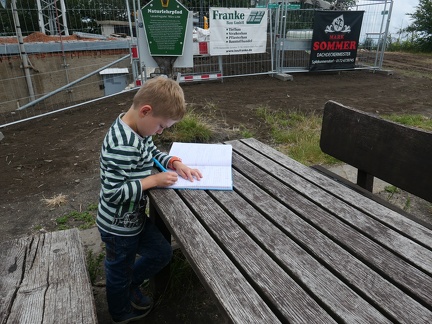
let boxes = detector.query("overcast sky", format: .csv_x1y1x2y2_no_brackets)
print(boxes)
389,0,418,33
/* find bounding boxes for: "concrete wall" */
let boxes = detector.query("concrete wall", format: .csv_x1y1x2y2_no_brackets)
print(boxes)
0,49,130,113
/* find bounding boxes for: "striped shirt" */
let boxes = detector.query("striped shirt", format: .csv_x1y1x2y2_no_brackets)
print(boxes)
96,114,171,236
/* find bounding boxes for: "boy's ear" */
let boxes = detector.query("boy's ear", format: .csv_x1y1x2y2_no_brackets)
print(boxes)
139,105,152,116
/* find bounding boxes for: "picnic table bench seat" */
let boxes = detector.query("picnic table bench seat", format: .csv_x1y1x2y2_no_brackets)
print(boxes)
0,228,97,324
149,137,432,323
314,100,432,228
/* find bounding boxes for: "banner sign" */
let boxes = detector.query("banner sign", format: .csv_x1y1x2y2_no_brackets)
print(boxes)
309,11,364,71
209,8,267,56
142,0,188,56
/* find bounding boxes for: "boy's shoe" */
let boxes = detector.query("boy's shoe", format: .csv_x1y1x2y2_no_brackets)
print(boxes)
130,286,153,310
111,307,152,324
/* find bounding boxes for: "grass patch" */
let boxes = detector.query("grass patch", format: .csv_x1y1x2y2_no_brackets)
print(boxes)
255,107,338,165
381,114,432,131
86,250,105,285
159,110,214,144
55,204,97,230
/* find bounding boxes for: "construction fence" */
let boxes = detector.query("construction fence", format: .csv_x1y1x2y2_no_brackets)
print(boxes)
0,0,393,127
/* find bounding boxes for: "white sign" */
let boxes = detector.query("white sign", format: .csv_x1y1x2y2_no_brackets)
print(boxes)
209,8,267,56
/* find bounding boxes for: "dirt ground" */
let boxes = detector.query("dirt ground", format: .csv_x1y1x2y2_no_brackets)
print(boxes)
1,51,431,323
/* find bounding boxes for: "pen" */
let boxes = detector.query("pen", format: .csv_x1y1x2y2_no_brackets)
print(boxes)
152,158,167,172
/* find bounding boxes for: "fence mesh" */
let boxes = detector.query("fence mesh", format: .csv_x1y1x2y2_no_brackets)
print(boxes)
1,0,392,127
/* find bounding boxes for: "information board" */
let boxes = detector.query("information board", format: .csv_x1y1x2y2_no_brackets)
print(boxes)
142,0,188,56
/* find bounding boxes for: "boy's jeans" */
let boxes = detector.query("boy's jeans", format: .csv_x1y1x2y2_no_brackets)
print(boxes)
99,219,172,318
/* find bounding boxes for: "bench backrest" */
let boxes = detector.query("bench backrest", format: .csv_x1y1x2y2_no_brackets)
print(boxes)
320,100,432,203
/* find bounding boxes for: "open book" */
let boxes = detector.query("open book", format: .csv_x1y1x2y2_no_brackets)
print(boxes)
166,142,233,190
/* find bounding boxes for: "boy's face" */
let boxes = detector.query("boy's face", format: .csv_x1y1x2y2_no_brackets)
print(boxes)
137,105,178,137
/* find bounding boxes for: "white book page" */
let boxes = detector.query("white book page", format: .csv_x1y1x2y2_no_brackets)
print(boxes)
169,142,232,167
168,166,232,190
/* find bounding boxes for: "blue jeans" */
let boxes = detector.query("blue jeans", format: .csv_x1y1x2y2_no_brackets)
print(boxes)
99,219,172,318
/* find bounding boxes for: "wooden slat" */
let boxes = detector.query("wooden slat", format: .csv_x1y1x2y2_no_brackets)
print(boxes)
0,236,31,320
234,138,432,250
228,145,432,308
213,170,432,322
178,190,340,324
0,229,97,324
320,100,432,203
148,188,281,324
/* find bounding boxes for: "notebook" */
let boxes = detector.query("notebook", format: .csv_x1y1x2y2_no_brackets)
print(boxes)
166,142,233,190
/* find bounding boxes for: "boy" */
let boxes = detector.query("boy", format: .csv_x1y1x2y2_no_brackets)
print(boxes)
97,76,202,323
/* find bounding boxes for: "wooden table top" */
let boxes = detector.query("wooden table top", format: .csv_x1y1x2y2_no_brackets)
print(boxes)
149,138,432,324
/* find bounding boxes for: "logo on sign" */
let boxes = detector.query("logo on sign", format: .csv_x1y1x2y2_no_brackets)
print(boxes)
325,15,351,33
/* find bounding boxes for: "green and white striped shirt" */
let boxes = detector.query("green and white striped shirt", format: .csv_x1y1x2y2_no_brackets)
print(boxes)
97,114,171,236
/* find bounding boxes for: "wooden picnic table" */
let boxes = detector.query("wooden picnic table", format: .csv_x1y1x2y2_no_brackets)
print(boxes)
148,138,432,324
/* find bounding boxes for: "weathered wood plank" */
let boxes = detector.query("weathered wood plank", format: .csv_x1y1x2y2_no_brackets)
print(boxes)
232,138,432,252
212,170,432,322
181,189,394,323
320,100,432,203
0,236,31,320
178,190,341,324
148,188,281,324
228,145,432,307
1,229,97,324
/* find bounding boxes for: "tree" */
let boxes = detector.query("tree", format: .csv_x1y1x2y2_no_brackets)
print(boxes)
405,0,432,51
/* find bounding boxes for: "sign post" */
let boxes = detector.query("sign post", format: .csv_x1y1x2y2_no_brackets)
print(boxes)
141,0,188,56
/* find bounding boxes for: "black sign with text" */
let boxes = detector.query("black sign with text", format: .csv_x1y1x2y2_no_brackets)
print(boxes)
309,11,364,71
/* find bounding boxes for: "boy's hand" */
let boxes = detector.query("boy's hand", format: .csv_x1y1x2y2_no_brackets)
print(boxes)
141,172,178,189
173,162,203,182
155,172,178,187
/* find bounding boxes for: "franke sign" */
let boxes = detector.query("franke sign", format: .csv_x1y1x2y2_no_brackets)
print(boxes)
309,11,364,71
209,7,267,56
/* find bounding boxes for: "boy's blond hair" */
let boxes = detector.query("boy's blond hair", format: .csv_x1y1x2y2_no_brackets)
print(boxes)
132,76,186,120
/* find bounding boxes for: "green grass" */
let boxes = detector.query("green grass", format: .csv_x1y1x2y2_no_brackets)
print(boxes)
86,250,105,285
55,204,97,230
159,110,214,143
381,114,432,131
255,107,338,166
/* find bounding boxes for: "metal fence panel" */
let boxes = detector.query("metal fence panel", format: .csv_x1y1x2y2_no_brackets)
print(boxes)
0,0,393,128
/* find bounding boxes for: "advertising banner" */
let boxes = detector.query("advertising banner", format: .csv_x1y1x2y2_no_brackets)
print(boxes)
209,8,267,56
309,11,364,71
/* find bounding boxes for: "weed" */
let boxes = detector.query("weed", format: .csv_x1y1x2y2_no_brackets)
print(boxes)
255,107,338,165
238,124,254,138
384,185,400,200
86,249,105,285
159,110,214,143
403,196,412,212
55,204,97,230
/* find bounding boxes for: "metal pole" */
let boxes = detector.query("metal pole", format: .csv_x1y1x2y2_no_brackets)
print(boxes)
378,0,393,69
59,0,69,36
36,0,45,34
11,0,36,102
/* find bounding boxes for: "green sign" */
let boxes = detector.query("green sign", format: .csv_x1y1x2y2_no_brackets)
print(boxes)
142,0,188,56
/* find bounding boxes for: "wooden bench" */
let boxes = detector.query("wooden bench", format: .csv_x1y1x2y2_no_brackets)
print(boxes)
149,138,432,323
0,228,97,323
314,100,432,226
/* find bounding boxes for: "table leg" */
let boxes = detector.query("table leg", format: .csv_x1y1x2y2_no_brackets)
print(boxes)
149,199,172,298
